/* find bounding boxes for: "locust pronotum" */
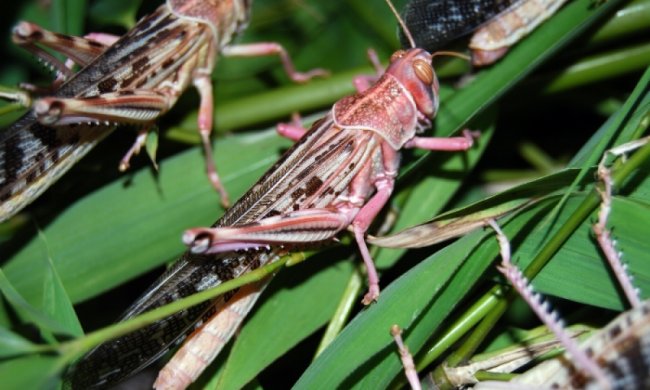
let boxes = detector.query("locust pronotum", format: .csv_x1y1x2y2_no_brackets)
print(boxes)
0,0,326,222
65,0,479,388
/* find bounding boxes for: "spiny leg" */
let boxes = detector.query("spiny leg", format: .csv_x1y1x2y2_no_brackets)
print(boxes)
32,90,169,175
593,137,650,308
32,90,170,126
12,21,117,81
488,220,611,388
183,208,351,254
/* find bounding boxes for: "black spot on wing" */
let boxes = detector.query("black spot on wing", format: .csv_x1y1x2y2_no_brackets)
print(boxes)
98,77,118,94
54,32,73,41
304,176,323,197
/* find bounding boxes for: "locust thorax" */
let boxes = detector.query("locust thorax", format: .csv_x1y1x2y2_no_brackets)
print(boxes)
167,0,251,41
385,48,439,121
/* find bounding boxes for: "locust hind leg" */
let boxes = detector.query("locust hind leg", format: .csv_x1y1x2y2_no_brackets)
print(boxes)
182,201,388,305
31,89,170,181
32,90,170,126
592,137,650,308
184,208,352,254
489,220,611,388
12,21,118,82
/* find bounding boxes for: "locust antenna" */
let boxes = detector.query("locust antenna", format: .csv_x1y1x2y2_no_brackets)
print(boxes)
431,51,471,62
384,0,416,48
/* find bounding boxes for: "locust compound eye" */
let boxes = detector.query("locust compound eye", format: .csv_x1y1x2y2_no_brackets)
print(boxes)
390,50,406,63
413,59,433,85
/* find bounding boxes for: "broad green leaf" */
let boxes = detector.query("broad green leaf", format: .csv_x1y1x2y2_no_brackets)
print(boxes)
0,355,63,390
52,0,86,36
0,268,74,337
213,256,355,390
0,0,646,388
295,228,495,389
88,0,141,29
40,232,83,337
528,195,650,309
0,327,40,358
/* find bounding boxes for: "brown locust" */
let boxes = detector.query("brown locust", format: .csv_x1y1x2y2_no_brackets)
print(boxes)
65,1,478,388
0,0,326,222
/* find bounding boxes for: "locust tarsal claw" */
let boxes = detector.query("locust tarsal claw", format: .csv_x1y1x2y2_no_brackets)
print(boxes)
119,131,149,171
362,285,380,305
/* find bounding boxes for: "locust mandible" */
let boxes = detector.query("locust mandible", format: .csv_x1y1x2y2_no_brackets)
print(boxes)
65,0,478,388
0,0,326,222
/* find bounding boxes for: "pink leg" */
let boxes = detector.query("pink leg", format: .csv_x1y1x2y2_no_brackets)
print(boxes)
276,113,307,141
183,208,351,254
32,90,169,126
391,325,422,390
592,138,650,308
119,129,150,171
222,43,329,83
353,49,384,93
13,22,116,73
353,178,394,305
194,73,229,208
404,130,480,151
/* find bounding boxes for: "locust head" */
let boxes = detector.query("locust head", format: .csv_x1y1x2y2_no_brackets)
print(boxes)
384,48,439,122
